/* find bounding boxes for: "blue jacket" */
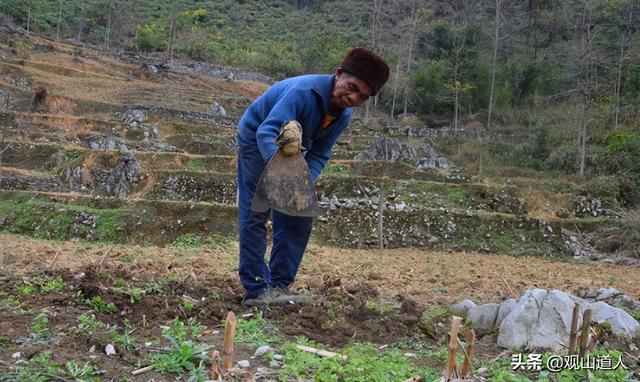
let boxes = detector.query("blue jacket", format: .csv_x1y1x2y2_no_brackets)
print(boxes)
237,74,353,182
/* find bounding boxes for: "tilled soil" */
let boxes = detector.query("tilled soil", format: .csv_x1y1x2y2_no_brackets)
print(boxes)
0,265,432,380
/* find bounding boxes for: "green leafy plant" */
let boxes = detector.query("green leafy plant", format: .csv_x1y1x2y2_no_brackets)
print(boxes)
5,351,61,382
29,313,53,341
146,279,167,294
235,313,279,347
87,296,117,314
169,234,204,249
112,328,138,351
181,297,194,311
280,338,438,381
37,276,65,293
17,284,36,295
148,318,211,376
76,314,109,334
1,295,22,309
114,279,144,303
65,360,98,381
208,234,234,251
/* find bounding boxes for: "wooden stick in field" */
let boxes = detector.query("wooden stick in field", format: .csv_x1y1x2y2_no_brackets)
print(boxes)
568,303,580,355
445,316,462,381
223,311,237,371
460,328,476,377
578,308,592,359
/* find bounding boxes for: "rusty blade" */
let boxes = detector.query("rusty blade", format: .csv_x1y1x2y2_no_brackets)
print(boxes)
251,150,321,217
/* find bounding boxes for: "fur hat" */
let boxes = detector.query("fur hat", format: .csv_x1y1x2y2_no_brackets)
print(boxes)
340,47,390,95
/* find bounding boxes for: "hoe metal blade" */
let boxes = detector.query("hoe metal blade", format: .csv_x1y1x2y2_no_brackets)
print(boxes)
251,150,321,217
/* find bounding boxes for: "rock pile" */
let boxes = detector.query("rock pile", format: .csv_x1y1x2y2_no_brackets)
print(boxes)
105,151,140,198
571,196,604,217
355,137,455,170
452,288,640,351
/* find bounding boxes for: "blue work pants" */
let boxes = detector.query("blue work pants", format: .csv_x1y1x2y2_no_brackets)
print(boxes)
236,135,313,299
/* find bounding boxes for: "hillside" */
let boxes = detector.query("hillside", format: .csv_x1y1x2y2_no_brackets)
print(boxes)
0,20,638,382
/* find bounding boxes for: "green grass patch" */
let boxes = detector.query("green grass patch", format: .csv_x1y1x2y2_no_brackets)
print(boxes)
280,338,438,382
184,160,208,172
0,195,132,243
235,313,279,348
169,234,204,249
86,295,118,314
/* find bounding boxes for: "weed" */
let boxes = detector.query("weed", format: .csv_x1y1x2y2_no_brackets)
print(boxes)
187,317,206,338
117,255,133,263
4,351,61,381
208,234,234,251
36,276,65,293
87,295,118,313
623,307,640,321
364,299,377,310
325,164,346,174
0,335,9,348
149,340,211,376
20,313,53,344
149,318,212,376
146,279,167,294
65,360,98,381
114,279,144,303
112,328,138,351
17,284,36,295
169,234,204,249
208,288,221,300
181,297,195,311
280,338,438,381
76,314,109,334
421,307,450,322
185,160,207,171
1,295,22,309
235,313,279,348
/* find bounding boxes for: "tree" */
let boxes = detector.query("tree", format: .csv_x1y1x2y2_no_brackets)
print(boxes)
486,0,502,130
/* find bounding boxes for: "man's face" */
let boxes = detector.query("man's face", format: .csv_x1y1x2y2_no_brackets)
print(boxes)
330,68,374,109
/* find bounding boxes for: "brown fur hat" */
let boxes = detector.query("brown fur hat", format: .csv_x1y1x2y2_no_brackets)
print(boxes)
340,47,390,95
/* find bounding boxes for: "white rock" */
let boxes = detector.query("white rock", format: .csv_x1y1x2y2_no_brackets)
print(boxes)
496,299,518,326
589,301,640,339
497,289,578,351
254,345,272,357
11,352,21,359
105,344,116,356
269,360,281,368
89,345,96,353
467,303,500,334
272,354,283,361
450,300,476,319
237,360,250,368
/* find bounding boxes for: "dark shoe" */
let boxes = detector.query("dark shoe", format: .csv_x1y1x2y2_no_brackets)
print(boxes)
242,288,310,306
272,287,310,305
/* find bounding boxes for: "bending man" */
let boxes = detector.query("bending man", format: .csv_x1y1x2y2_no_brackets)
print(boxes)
236,48,389,306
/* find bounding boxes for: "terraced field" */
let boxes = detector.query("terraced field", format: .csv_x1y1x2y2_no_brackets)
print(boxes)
1,34,628,256
0,33,638,381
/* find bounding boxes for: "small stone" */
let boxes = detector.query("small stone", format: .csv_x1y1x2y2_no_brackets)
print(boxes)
450,300,476,319
269,360,281,368
12,352,21,359
89,345,96,353
254,345,272,357
237,360,250,368
272,354,283,361
105,344,116,356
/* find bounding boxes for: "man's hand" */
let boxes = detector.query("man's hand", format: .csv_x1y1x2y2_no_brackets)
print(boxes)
277,120,302,156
